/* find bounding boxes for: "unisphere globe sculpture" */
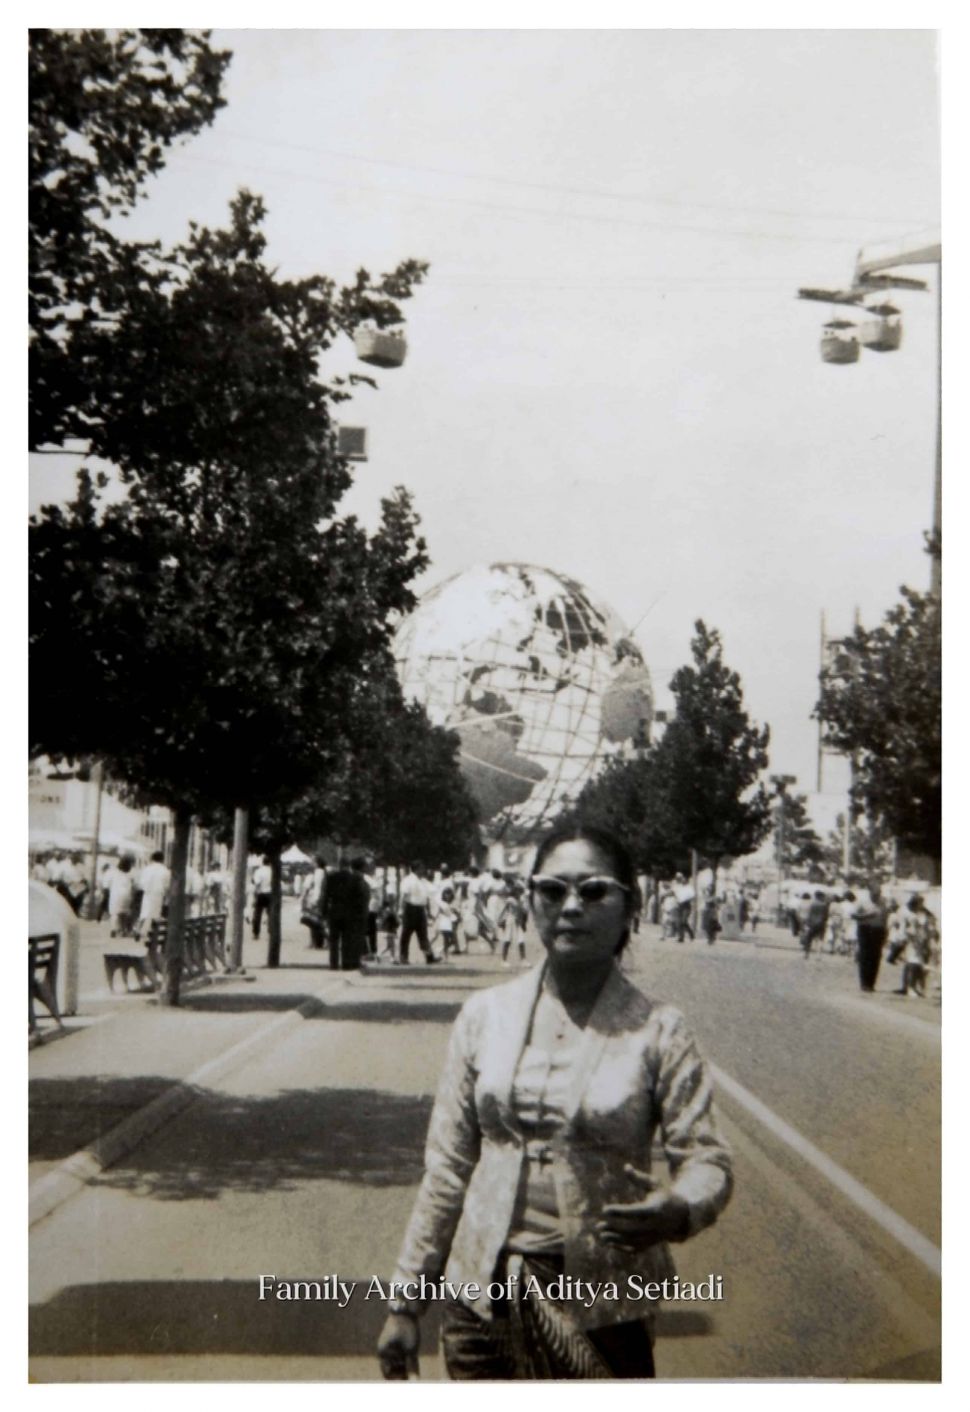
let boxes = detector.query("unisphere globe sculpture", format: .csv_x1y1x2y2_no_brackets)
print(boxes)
393,563,653,839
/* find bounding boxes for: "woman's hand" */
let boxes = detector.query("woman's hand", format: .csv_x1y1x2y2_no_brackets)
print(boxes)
595,1164,691,1249
377,1312,420,1380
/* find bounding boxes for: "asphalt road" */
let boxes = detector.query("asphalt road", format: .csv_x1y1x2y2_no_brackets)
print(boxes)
29,926,941,1382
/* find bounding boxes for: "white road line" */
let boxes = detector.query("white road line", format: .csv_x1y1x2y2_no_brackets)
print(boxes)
712,1063,942,1278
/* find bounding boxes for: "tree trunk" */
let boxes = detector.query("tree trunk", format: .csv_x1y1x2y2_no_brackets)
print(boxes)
228,805,249,971
267,847,283,968
159,806,191,1006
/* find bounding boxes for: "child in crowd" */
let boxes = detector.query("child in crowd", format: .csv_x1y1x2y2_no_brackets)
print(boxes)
499,877,528,968
436,887,459,957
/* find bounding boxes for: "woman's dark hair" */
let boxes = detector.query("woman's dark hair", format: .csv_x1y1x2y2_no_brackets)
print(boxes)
531,823,639,954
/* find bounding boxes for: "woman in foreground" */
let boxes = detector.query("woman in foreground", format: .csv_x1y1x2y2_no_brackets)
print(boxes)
377,824,732,1380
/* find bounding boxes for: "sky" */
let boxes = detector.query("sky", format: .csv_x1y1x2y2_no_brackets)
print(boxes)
27,27,941,834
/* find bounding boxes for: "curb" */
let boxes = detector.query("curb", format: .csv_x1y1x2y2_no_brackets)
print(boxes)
28,972,350,1230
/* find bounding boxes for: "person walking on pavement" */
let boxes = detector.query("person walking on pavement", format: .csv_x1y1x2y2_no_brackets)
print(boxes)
377,822,732,1381
463,865,488,951
300,856,328,951
896,894,937,998
136,850,170,937
399,862,439,966
481,869,508,953
55,853,88,916
674,874,694,942
107,855,136,937
801,891,830,959
659,886,679,940
325,857,371,970
185,861,204,918
499,877,528,967
837,890,858,958
251,856,273,940
700,888,720,945
364,858,383,956
205,863,227,914
852,878,889,993
436,887,460,957
96,858,114,921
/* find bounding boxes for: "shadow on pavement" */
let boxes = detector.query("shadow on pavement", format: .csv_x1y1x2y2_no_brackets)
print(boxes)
180,993,321,1014
30,1077,175,1163
30,1277,443,1361
88,1085,433,1199
262,961,332,970
311,1000,462,1025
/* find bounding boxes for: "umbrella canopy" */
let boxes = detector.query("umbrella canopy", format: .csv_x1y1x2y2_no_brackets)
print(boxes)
281,844,313,864
28,828,85,853
72,828,151,856
29,880,76,937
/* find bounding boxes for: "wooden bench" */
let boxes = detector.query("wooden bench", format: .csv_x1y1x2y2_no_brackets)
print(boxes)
30,934,63,1033
104,913,229,993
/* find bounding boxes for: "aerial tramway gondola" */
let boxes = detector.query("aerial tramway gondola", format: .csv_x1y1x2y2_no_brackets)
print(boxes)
858,302,903,352
354,326,408,368
820,317,860,365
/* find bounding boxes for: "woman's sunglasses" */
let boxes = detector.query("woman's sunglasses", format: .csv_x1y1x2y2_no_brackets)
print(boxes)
530,874,630,905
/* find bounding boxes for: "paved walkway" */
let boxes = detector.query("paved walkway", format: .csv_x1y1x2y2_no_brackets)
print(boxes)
29,909,939,1381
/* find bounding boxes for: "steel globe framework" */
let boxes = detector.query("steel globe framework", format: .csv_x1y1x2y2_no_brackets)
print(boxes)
393,563,653,840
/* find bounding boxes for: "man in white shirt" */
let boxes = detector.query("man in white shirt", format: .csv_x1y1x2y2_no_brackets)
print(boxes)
56,854,88,916
399,862,438,965
185,863,204,918
137,850,171,934
674,873,695,943
251,856,273,939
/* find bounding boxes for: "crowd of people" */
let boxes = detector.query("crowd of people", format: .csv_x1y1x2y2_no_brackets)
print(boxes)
296,859,534,971
30,848,230,935
30,846,942,1004
646,872,941,1001
780,882,941,997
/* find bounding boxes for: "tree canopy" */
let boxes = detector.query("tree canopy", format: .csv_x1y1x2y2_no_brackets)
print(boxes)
29,29,432,997
29,28,231,451
772,787,825,873
30,190,429,818
815,586,940,862
247,667,481,871
567,620,771,876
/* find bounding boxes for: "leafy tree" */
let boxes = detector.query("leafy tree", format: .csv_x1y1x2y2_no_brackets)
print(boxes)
351,698,482,871
564,754,691,878
815,586,940,862
241,662,480,961
821,811,895,883
30,28,231,451
651,621,771,883
30,34,430,1000
773,788,825,873
568,621,770,887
